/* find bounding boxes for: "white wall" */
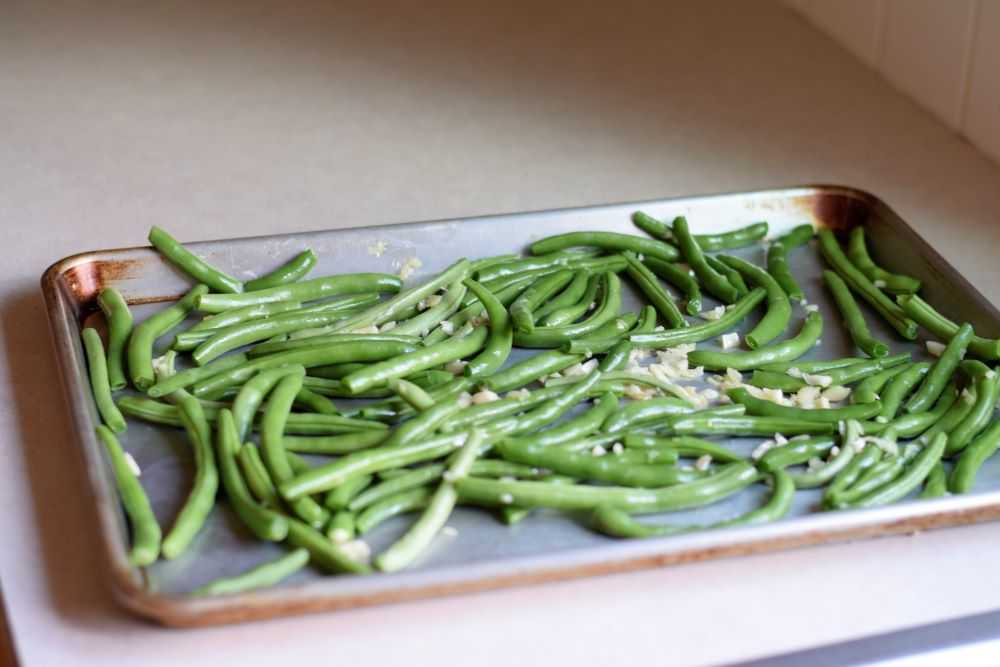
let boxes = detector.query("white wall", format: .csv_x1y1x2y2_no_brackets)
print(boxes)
786,0,1000,164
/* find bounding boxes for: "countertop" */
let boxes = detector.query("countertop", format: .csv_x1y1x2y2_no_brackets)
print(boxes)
2,1,1000,665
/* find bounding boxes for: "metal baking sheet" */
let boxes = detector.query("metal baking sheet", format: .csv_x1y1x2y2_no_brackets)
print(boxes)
41,185,1000,627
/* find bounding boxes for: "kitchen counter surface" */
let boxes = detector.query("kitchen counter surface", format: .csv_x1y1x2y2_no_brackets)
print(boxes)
2,1,999,665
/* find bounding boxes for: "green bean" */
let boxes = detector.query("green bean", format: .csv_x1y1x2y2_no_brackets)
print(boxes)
504,393,618,448
215,409,289,541
188,339,420,398
440,386,566,432
750,356,908,393
630,288,766,349
484,371,603,439
513,273,624,348
285,518,371,573
622,434,744,462
499,475,575,525
389,378,436,411
376,430,484,571
327,510,356,543
127,284,208,390
878,363,930,421
462,279,514,378
238,443,281,507
672,217,739,303
498,438,703,488
390,281,467,337
95,425,161,566
382,394,470,452
601,397,693,433
950,421,1000,493
945,372,1000,455
591,469,792,538
293,387,339,416
896,294,1000,361
600,306,657,372
786,423,859,489
469,460,552,478
757,437,838,472
631,211,769,251
192,548,310,596
260,373,328,527
556,313,638,357
285,450,313,476
827,453,911,508
341,327,487,394
469,253,522,279
350,465,447,512
356,487,433,535
96,288,133,390
529,231,680,263
245,249,317,292
642,257,702,316
689,311,822,371
283,431,388,456
759,357,867,373
906,323,973,414
161,390,219,559
484,350,583,393
622,251,687,329
705,254,748,297
850,434,946,508
193,311,359,366
767,226,814,301
231,367,305,441
718,255,792,349
473,249,602,284
728,387,880,422
853,364,912,404
532,271,590,322
609,448,681,465
304,371,452,401
554,433,631,454
920,463,948,499
846,227,921,295
305,362,368,380
817,229,917,339
281,432,467,499
148,226,243,294
81,328,127,433
667,414,836,436
324,474,374,510
509,270,576,334
891,381,959,438
822,270,889,358
918,383,978,448
176,303,304,350
456,461,758,514
747,370,810,393
364,377,476,423
823,443,884,503
143,352,248,398
540,273,602,327
200,274,400,316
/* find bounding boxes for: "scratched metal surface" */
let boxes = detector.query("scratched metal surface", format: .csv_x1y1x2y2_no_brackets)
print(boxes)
41,185,1000,626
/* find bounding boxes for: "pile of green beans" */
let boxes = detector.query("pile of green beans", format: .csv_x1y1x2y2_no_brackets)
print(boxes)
78,218,998,597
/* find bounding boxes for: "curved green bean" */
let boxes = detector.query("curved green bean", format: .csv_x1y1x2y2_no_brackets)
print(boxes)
622,434,745,462
504,393,618,449
601,397,693,433
196,273,402,314
148,226,243,294
905,323,973,414
96,287,133,390
853,363,911,404
945,372,1000,455
356,487,433,535
622,251,687,329
666,415,836,436
878,362,930,421
767,224,814,302
629,288,766,349
718,255,792,349
323,474,374,511
237,443,280,507
728,387,880,423
462,279,513,378
285,518,371,573
283,431,388,455
950,421,1000,493
688,311,822,371
128,284,208,390
920,462,949,499
510,270,575,333
513,273,624,348
757,437,838,472
849,433,946,508
533,271,590,322
193,548,309,595
672,216,738,303
896,294,1000,361
631,211,769,251
823,270,889,358
704,254,749,297
245,249,317,292
846,227,921,295
529,231,680,263
96,425,161,566
82,328,127,433
642,256,702,316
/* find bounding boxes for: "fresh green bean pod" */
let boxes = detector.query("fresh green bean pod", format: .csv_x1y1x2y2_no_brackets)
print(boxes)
483,372,604,439
389,378,436,411
920,463,949,499
945,372,1000,455
237,443,281,508
503,393,618,448
285,518,371,573
622,434,744,462
244,249,317,292
622,251,687,329
759,357,868,373
96,287,134,390
878,362,930,421
846,227,921,295
600,306,658,372
631,211,769,251
283,431,388,455
591,469,792,539
665,415,836,437
757,437,838,472
823,443,884,504
642,256,702,316
767,224,814,301
714,255,789,349
484,350,584,393
473,249,602,283
787,432,858,489
356,487,433,535
853,363,912,404
950,421,1000,493
672,217,739,303
456,461,758,514
513,273,624,348
896,294,1000,361
849,434,946,508
96,425,161,566
532,271,591,322
260,373,328,528
823,270,890,358
688,311,822,371
82,328,127,433
529,231,680,263
323,474,374,510
231,366,306,442
196,272,402,314
128,284,209,390
906,323,974,414
817,229,917,339
630,288,767,349
510,270,576,334
704,254,748,297
193,548,310,596
601,397,693,433
390,280,468,337
148,226,243,294
161,390,219,559
327,510,357,543
890,382,959,438
350,465,447,512
728,387,880,422
462,278,514,378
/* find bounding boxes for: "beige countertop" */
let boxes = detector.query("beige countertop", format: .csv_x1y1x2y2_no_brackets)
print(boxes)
2,1,1000,665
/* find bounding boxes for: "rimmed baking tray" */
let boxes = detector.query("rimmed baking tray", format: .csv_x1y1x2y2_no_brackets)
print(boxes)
41,185,1000,627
